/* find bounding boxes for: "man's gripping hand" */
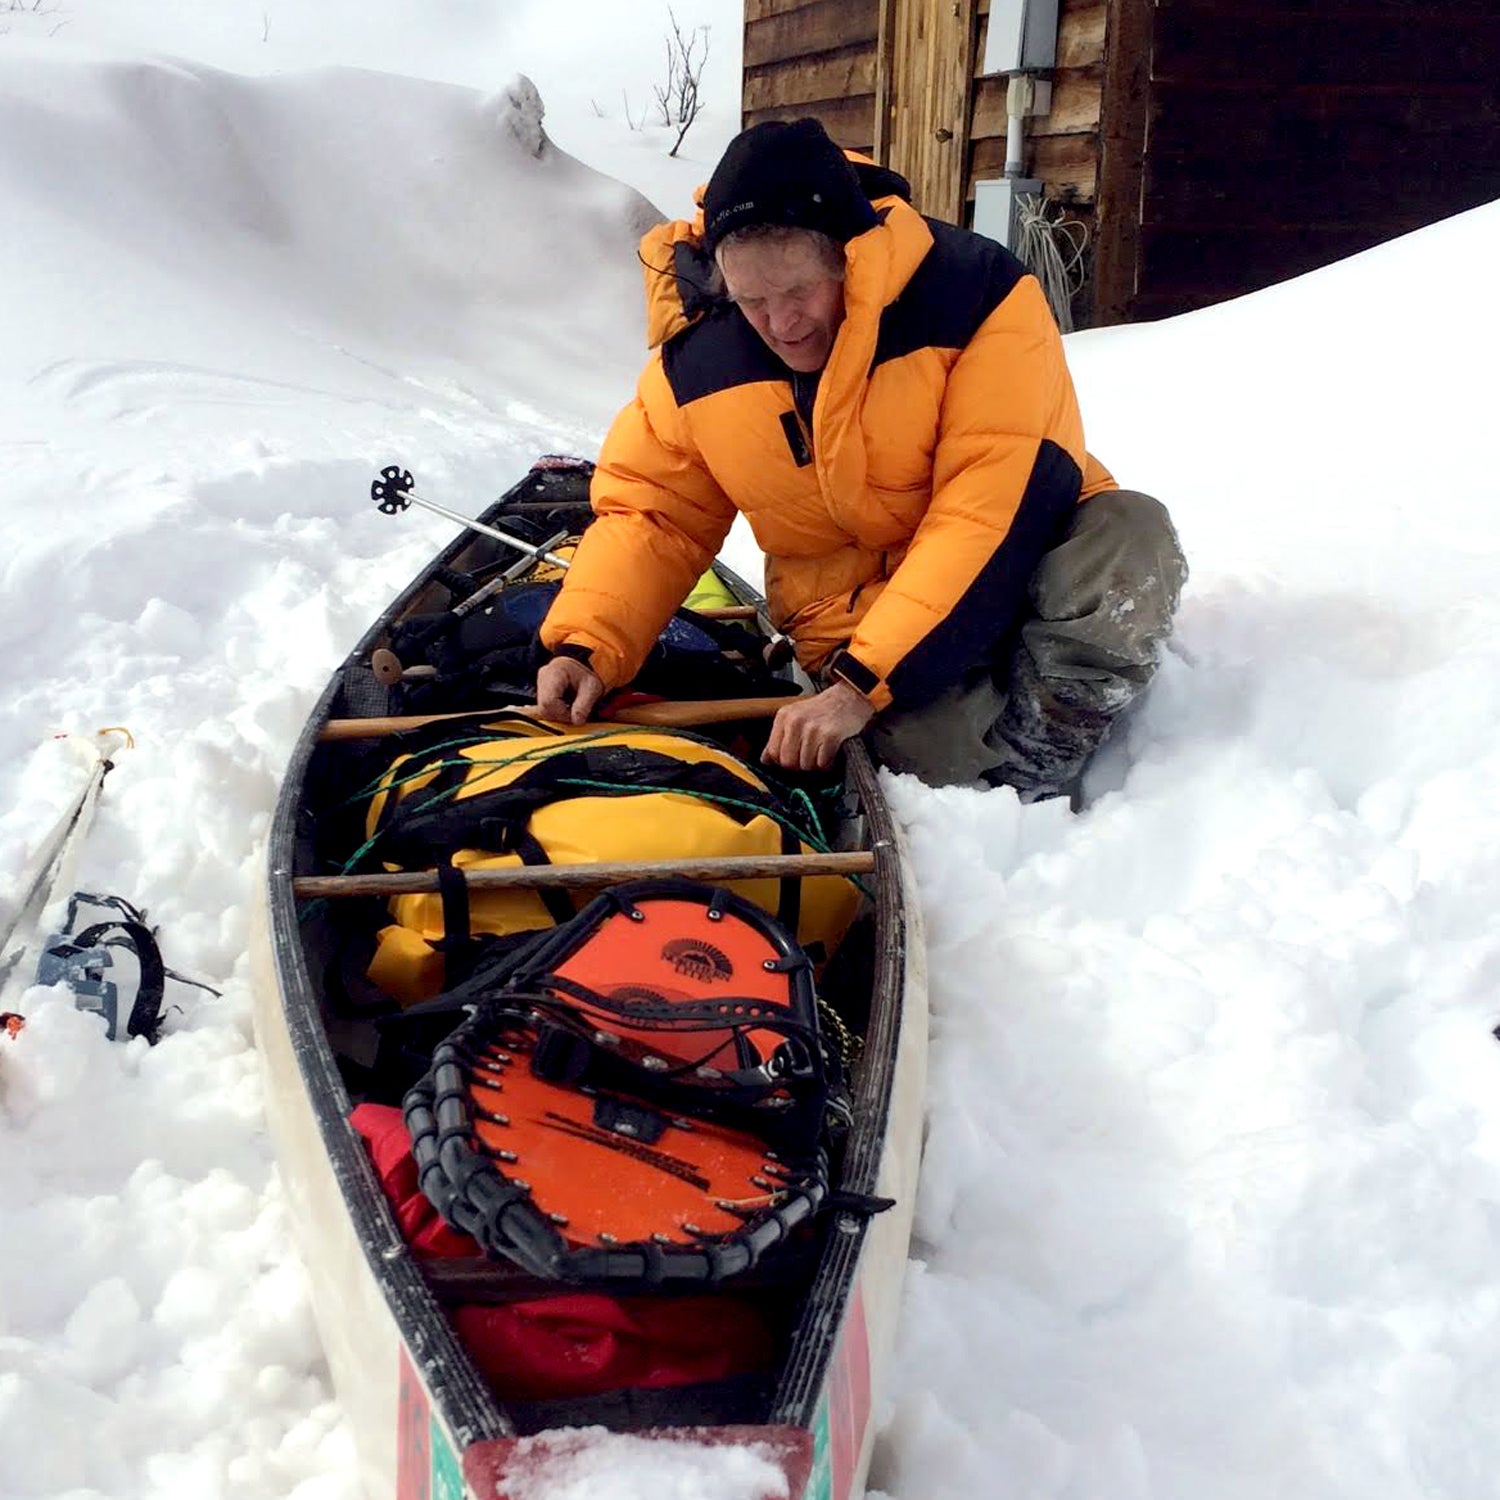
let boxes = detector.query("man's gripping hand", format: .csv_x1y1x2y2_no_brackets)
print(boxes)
762,681,874,772
534,656,605,725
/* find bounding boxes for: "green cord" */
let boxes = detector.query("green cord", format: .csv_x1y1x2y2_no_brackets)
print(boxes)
332,727,867,897
547,775,831,855
335,727,659,872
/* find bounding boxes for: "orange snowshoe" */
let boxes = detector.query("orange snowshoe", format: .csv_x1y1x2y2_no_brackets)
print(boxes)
403,880,846,1286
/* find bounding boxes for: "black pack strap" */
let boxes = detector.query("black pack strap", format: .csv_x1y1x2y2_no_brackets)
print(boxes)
374,747,814,867
532,975,820,1043
433,860,476,989
436,860,471,948
774,821,801,936
506,991,831,1153
508,829,575,927
365,713,561,827
823,1189,897,1218
370,737,489,844
391,927,553,1018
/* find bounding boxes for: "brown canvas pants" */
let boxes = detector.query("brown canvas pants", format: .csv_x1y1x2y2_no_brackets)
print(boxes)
862,489,1187,797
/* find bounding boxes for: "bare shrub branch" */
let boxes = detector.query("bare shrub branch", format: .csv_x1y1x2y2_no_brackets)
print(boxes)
650,9,710,158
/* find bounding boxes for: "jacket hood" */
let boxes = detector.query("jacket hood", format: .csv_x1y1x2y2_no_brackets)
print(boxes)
640,152,913,350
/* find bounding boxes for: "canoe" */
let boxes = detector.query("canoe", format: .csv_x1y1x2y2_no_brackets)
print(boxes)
251,459,928,1500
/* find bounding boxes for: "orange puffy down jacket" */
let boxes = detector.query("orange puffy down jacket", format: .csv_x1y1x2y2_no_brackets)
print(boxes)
540,161,1116,713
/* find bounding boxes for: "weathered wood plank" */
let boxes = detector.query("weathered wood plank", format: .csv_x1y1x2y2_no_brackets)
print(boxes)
1057,0,1108,69
1144,165,1500,230
743,93,877,150
872,0,898,159
1092,0,1154,325
1155,0,1497,14
1032,134,1098,203
744,48,879,113
1126,0,1500,320
887,0,980,224
746,0,829,22
1152,12,1500,87
744,0,881,70
1136,221,1435,304
971,66,1101,140
969,76,1002,139
1149,79,1500,164
970,133,1098,204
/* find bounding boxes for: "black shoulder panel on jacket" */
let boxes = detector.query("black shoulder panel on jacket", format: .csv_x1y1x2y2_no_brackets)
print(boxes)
872,219,1029,371
884,439,1082,710
662,307,788,407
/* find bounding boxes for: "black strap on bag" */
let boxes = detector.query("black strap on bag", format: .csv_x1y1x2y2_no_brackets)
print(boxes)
363,734,816,936
368,737,807,855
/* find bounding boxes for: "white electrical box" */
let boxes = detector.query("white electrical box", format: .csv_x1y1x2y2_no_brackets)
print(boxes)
973,178,1043,251
981,0,1059,74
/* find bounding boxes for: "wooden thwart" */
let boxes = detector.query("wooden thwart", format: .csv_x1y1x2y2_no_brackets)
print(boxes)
318,693,804,742
293,850,876,900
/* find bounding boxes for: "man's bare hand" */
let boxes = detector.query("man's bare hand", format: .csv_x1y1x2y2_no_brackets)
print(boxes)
534,656,605,725
762,681,874,772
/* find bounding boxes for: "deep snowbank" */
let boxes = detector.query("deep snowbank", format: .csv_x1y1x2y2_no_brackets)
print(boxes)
0,50,675,1500
1069,199,1500,596
873,204,1500,1499
0,46,660,476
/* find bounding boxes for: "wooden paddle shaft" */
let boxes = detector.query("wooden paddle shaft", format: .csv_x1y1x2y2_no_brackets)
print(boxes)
293,850,875,899
318,694,803,742
694,604,760,620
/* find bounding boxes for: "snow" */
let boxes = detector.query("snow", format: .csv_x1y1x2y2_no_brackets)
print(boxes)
2,1,1499,1498
484,1429,792,1500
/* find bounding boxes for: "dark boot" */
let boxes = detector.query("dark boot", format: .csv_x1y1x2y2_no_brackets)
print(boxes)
982,490,1187,804
981,651,1127,804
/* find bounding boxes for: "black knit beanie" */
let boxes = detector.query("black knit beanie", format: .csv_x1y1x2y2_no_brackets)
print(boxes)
702,118,879,255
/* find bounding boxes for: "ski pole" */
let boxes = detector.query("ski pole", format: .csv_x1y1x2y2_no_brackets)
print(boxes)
0,728,132,1005
371,467,573,571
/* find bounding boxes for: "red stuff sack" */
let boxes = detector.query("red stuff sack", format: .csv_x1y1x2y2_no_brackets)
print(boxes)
350,1103,775,1399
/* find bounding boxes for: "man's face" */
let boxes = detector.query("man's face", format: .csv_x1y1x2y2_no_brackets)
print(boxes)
718,235,847,374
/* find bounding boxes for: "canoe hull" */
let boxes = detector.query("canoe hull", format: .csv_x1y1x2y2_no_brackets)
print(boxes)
253,840,927,1500
251,464,929,1499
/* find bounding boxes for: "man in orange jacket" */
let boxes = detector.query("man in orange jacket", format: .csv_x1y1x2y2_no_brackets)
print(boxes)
535,117,1185,802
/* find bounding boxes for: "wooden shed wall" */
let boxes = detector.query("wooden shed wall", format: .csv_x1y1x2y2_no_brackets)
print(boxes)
742,0,882,152
969,0,1106,207
741,0,1500,326
1131,0,1500,320
742,0,1108,208
742,0,1110,324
